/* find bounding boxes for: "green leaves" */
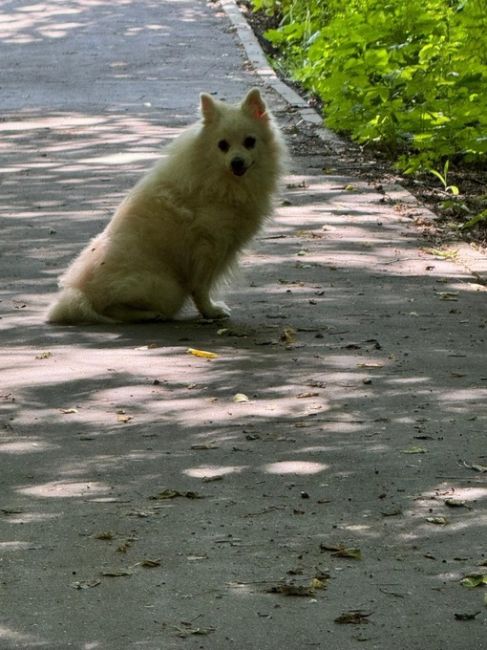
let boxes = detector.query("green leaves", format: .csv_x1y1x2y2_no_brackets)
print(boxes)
460,574,487,589
254,0,487,172
428,161,460,195
462,209,487,230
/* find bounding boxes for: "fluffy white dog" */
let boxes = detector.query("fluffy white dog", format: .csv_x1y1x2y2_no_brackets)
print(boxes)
47,88,286,324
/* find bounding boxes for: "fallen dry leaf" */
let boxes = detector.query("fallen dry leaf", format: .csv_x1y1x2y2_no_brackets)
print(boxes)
454,611,481,621
423,247,458,260
35,352,52,360
233,393,249,403
320,543,362,560
101,568,132,577
306,379,326,389
95,532,114,541
357,362,384,369
266,582,316,597
280,327,297,345
216,327,248,338
438,292,459,301
426,516,449,526
335,610,371,625
174,623,216,638
150,489,203,500
125,509,155,518
71,579,101,590
445,498,468,508
334,547,362,560
139,559,161,568
381,507,403,517
462,460,487,473
310,577,328,590
187,348,218,359
401,446,427,454
117,542,131,553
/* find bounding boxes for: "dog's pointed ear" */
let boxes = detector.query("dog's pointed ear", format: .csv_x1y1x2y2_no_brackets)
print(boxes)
242,88,269,122
200,93,219,125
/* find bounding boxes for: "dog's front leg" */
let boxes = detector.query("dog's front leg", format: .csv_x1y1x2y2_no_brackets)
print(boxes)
190,240,232,319
192,288,231,319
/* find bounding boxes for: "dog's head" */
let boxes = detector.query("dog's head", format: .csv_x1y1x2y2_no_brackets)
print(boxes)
199,88,274,180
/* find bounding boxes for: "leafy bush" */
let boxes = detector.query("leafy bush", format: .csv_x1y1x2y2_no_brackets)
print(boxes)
251,0,487,173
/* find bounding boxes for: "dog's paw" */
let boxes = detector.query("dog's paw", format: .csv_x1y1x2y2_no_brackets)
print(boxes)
202,301,231,319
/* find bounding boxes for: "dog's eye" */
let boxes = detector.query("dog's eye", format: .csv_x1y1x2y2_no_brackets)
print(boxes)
243,136,256,150
218,139,230,153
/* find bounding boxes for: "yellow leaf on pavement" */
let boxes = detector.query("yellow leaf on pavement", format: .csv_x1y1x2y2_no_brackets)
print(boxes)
187,348,218,359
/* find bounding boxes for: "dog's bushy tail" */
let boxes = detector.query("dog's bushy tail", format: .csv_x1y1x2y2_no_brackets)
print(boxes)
46,288,114,325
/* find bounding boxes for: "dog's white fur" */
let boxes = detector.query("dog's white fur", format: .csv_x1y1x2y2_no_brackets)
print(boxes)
47,88,286,324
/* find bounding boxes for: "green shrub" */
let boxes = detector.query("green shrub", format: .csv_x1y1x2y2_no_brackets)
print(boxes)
253,0,487,172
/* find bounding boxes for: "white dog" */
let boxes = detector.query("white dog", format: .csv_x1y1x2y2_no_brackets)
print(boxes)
47,88,286,324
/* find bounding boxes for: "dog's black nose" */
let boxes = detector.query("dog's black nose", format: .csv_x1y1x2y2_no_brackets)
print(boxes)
231,157,247,176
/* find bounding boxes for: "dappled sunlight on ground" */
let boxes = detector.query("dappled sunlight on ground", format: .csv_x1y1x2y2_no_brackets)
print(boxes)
0,0,196,45
18,479,111,498
2,510,60,524
0,437,59,454
263,460,328,475
1,28,485,643
0,541,42,552
0,624,39,646
183,464,247,479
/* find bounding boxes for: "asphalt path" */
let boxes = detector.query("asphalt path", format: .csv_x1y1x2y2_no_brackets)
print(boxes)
1,1,486,648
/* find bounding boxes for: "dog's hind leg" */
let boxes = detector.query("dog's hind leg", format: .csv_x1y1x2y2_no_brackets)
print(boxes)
47,287,116,324
100,272,187,323
102,306,167,322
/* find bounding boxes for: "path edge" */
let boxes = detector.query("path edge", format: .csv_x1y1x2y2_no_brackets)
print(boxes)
218,0,487,283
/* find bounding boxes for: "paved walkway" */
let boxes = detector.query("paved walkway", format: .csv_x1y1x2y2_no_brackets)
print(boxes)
1,1,486,649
